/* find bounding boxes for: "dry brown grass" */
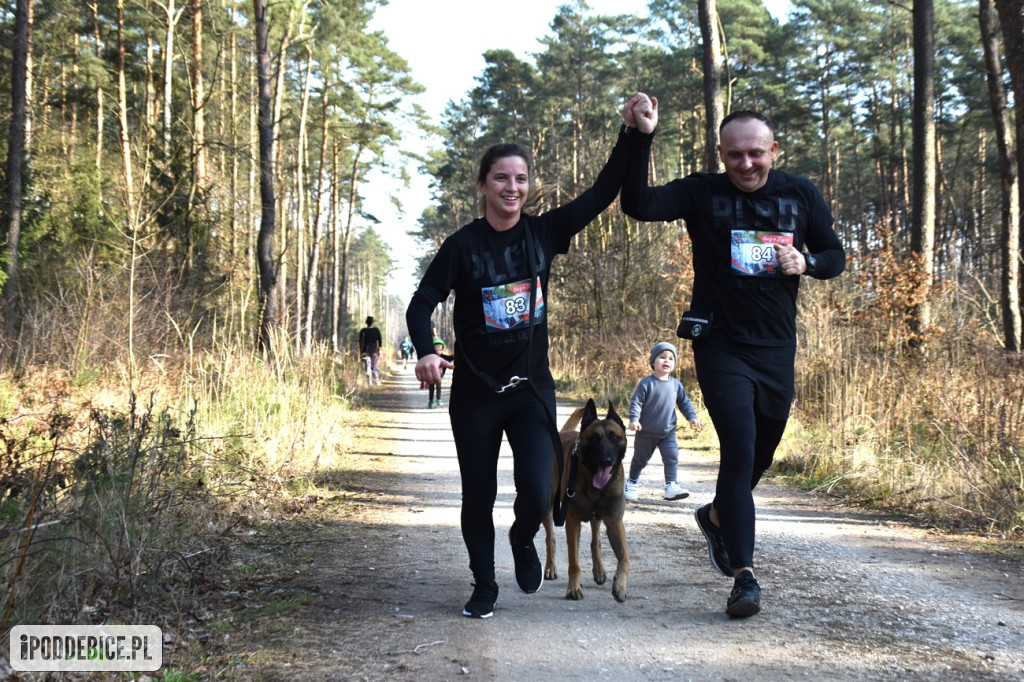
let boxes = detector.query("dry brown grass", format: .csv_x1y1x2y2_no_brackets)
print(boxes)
0,337,375,631
781,274,1024,536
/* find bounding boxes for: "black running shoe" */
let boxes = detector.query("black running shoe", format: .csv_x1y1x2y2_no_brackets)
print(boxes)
726,569,761,618
462,580,499,619
695,503,732,577
509,529,543,594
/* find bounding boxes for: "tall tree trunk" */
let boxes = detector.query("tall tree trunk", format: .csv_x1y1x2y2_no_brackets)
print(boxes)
246,28,257,342
294,167,303,352
340,146,364,346
295,46,313,353
303,78,330,354
330,142,341,352
70,33,78,161
910,0,936,338
162,0,182,161
23,0,33,157
228,16,238,255
845,83,869,250
92,3,104,201
191,0,206,183
145,37,156,140
993,0,1024,334
2,0,30,332
216,27,227,183
186,0,206,272
253,0,277,355
981,0,1022,351
116,0,140,377
144,34,157,194
699,0,723,173
278,186,289,334
270,3,296,317
60,60,68,157
116,0,135,210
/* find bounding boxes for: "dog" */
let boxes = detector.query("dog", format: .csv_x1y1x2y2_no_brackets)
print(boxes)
542,399,629,602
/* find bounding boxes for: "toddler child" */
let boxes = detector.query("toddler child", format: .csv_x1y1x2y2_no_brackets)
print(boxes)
625,342,704,501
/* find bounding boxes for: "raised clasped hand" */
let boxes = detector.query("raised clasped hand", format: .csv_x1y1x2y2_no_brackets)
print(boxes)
625,92,659,133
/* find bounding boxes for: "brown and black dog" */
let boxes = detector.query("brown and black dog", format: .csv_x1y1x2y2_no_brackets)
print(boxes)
542,399,629,602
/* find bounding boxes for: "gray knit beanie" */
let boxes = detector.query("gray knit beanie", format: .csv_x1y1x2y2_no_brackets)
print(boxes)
649,341,676,368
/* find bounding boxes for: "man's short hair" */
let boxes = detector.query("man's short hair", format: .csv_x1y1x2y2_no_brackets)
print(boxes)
720,110,775,137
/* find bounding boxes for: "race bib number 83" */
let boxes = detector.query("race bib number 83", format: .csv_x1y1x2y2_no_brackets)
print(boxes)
482,277,545,331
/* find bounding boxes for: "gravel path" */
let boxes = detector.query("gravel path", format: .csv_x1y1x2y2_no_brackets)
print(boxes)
239,367,1024,681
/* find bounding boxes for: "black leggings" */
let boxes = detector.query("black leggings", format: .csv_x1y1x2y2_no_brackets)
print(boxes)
448,387,556,583
694,339,794,570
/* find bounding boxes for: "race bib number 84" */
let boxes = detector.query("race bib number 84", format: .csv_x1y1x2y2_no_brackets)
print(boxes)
482,277,545,331
731,230,793,277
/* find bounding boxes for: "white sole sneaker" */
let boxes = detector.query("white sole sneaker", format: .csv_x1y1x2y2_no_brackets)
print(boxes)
664,483,690,500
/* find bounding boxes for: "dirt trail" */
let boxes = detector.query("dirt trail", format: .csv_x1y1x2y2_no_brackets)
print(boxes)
238,367,1024,681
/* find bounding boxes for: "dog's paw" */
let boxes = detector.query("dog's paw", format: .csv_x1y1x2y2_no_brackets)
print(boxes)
593,565,607,585
565,587,584,600
612,576,627,603
544,566,557,581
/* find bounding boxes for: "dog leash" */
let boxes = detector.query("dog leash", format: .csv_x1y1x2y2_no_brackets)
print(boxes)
456,223,577,526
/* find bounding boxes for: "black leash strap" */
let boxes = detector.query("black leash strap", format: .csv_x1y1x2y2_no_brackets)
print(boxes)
520,225,577,526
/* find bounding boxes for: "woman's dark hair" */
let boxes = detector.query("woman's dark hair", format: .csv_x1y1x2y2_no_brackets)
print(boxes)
476,143,532,185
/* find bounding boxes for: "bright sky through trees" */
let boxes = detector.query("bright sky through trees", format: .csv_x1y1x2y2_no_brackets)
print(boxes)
366,1,791,296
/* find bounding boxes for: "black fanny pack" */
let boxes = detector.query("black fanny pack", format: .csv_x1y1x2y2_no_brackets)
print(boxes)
677,310,713,340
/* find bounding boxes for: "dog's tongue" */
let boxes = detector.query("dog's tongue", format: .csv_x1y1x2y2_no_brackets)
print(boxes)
592,465,613,490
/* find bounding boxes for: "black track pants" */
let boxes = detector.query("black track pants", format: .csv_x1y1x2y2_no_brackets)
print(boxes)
448,387,556,583
694,338,793,570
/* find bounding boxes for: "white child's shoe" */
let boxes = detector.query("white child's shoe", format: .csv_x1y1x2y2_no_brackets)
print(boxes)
664,481,690,500
624,478,639,502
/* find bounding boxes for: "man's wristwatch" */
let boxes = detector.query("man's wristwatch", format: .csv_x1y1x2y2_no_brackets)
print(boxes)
804,252,818,275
